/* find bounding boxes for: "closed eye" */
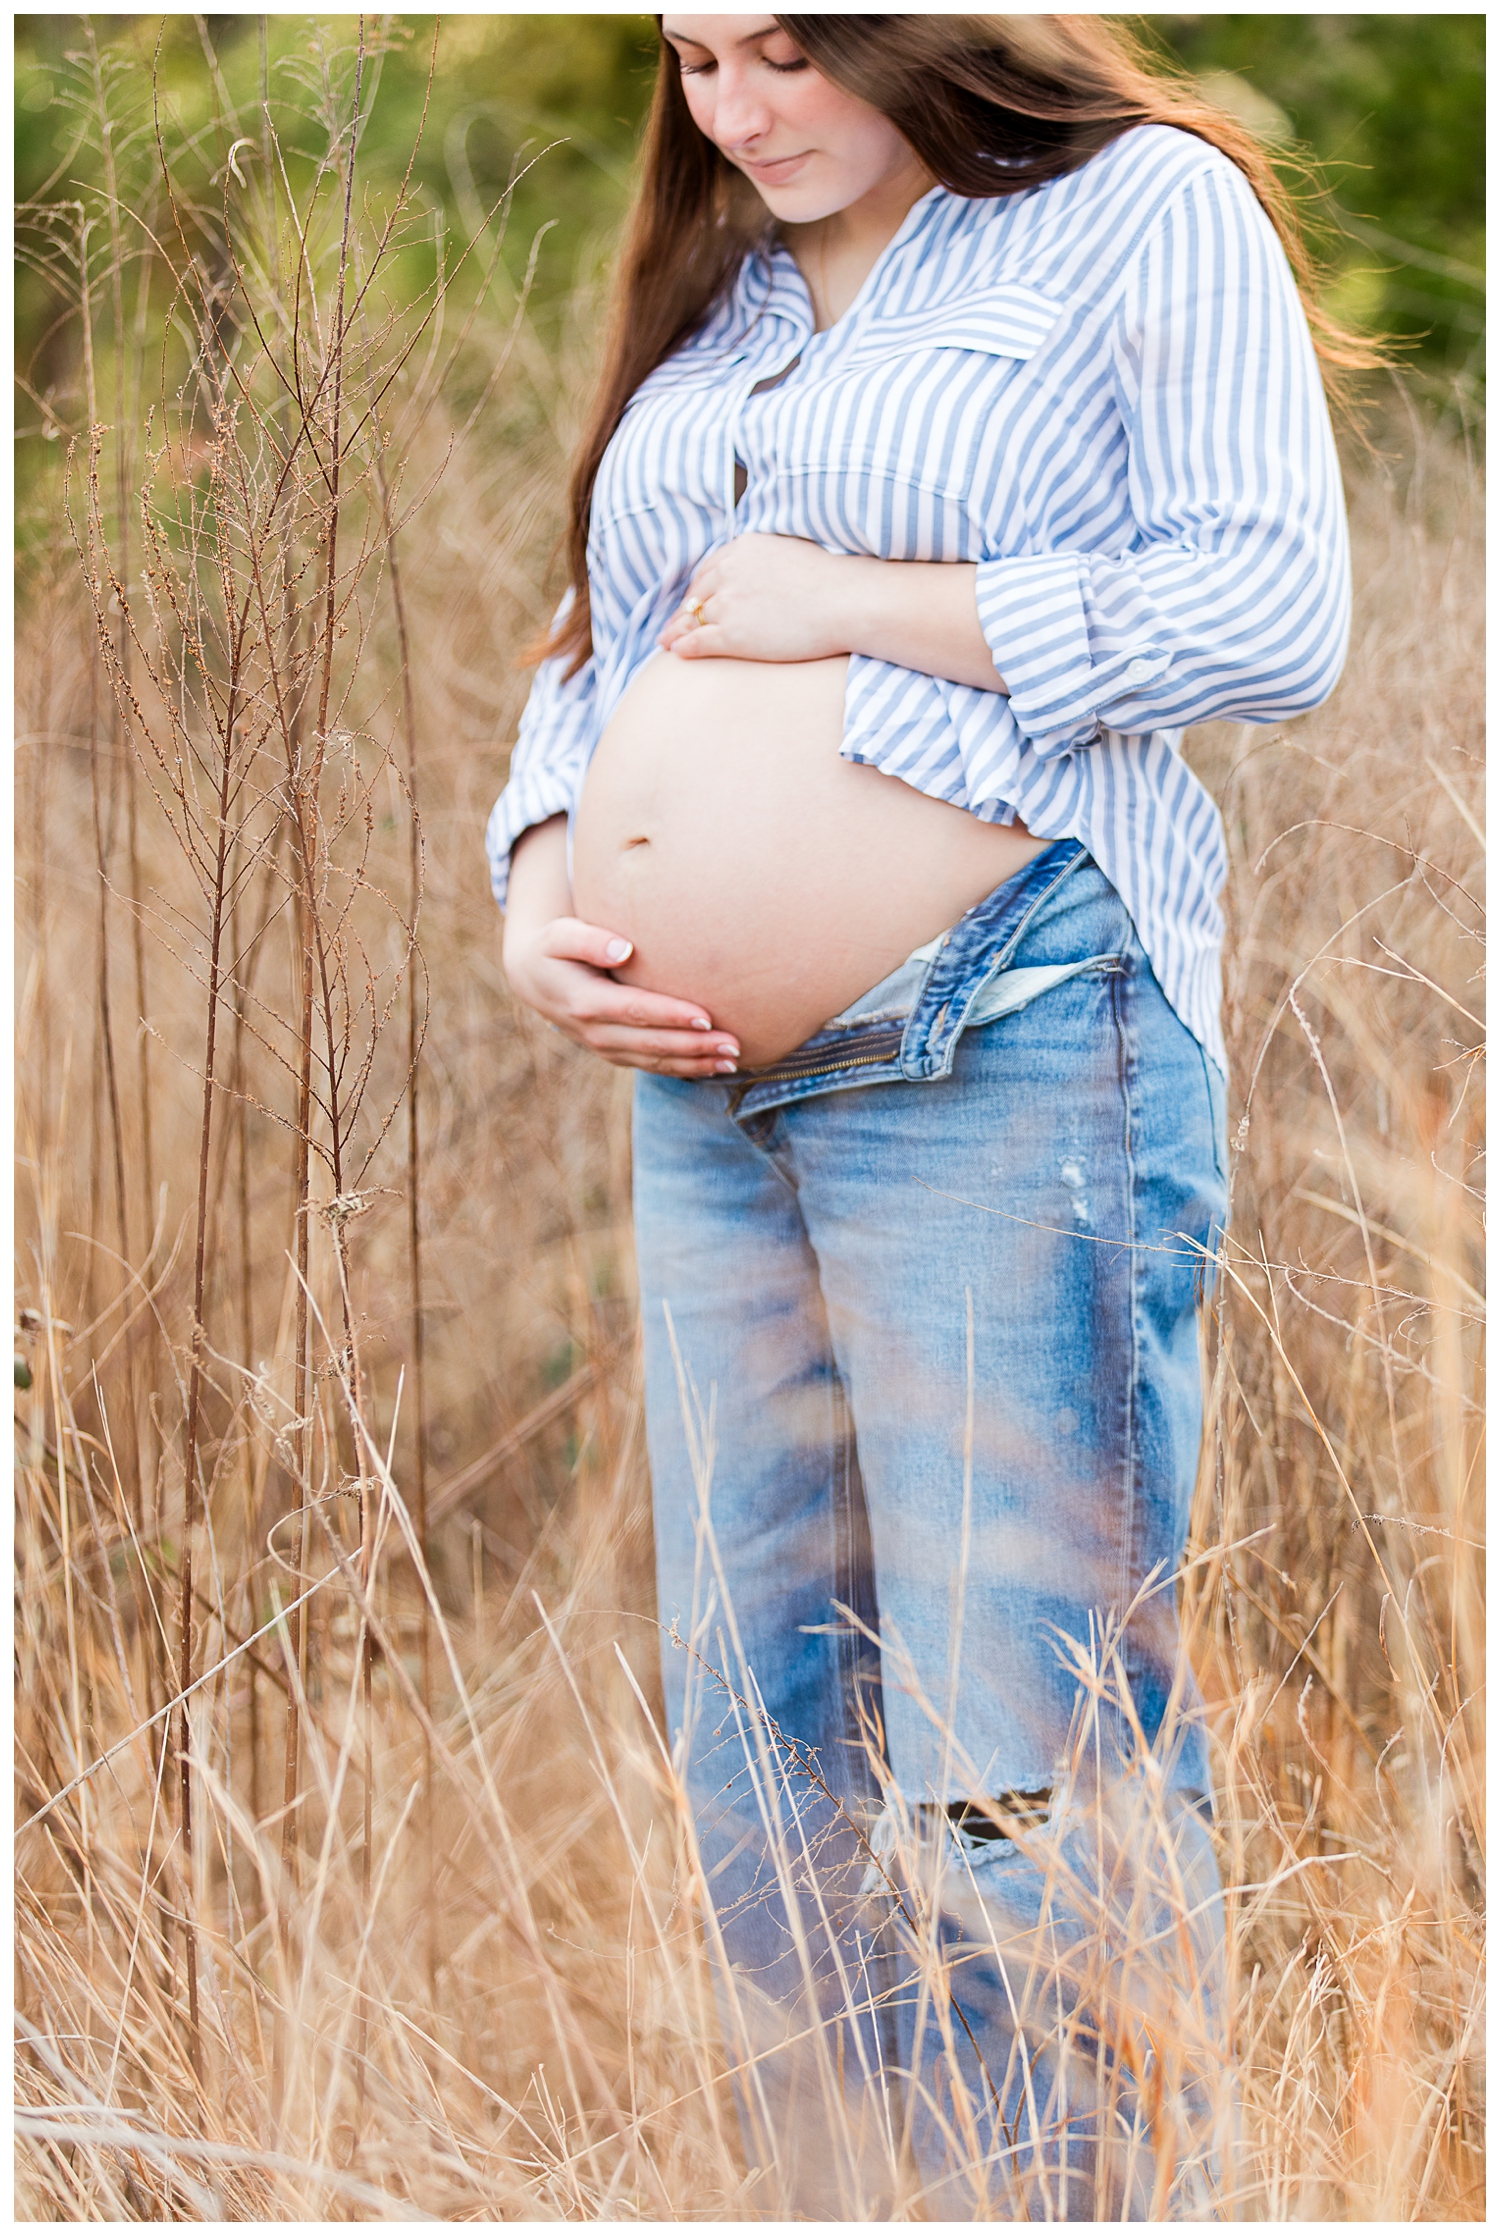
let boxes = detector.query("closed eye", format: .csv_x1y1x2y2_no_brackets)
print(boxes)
677,58,809,76
670,37,810,78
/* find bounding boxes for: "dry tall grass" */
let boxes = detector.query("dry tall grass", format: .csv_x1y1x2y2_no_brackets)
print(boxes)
14,37,1483,2221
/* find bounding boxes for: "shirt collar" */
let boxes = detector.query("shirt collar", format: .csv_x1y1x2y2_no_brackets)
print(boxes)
730,237,812,345
744,181,957,342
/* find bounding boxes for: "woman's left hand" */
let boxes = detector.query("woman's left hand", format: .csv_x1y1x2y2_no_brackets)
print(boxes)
660,534,855,664
659,533,1008,694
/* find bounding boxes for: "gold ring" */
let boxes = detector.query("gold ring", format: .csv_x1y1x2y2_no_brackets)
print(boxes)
687,597,706,627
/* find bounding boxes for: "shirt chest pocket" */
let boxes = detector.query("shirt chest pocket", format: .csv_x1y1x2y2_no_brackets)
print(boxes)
756,282,1063,562
590,374,740,534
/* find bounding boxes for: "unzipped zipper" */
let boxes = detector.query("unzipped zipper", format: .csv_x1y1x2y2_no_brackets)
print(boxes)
726,1026,905,1111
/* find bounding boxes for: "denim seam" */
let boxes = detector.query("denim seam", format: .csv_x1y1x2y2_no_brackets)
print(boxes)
1115,954,1144,1648
1198,1042,1229,1193
727,1102,804,1196
825,1373,903,2080
973,836,1092,971
831,1376,875,1813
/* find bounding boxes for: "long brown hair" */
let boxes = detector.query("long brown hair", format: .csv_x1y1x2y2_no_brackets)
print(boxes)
547,14,1373,673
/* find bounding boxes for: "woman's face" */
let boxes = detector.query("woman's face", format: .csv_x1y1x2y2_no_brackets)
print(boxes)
660,15,921,224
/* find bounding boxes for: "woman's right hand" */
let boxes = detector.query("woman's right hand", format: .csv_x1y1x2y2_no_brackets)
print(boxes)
502,819,740,1078
504,915,741,1078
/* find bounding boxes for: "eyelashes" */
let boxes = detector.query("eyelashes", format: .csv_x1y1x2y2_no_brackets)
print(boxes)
676,55,810,78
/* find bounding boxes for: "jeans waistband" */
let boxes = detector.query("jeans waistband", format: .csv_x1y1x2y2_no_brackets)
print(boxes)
726,840,1095,1120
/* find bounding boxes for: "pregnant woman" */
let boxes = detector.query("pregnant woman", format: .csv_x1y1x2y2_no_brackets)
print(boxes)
489,15,1354,2217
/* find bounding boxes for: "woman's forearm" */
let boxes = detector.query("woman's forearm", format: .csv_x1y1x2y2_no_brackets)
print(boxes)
833,555,1009,695
503,814,572,925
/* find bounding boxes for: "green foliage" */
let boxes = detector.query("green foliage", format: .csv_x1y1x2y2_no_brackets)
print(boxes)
15,15,657,291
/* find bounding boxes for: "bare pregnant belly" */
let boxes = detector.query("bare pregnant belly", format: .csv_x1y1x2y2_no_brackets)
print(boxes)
570,654,1046,1067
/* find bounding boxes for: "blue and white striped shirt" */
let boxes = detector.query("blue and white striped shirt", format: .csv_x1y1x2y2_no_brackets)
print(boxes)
486,124,1351,1069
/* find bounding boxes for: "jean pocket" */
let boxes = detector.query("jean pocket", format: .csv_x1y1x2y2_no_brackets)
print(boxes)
963,953,1124,1036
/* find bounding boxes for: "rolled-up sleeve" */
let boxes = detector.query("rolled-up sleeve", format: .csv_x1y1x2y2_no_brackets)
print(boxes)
974,159,1351,756
483,597,599,910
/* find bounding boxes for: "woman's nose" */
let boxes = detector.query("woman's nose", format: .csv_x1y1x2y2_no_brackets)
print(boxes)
710,65,773,154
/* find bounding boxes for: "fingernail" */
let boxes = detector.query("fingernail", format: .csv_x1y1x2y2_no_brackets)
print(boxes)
689,1017,712,1031
715,1059,738,1074
604,938,632,963
718,1042,739,1057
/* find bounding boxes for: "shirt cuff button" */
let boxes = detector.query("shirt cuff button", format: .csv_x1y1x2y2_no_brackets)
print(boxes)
1126,656,1155,684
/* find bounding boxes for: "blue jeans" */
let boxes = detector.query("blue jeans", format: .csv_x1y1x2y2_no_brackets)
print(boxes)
632,844,1234,2217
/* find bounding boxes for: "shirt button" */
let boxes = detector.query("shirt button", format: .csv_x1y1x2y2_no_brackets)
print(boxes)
1126,656,1155,684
